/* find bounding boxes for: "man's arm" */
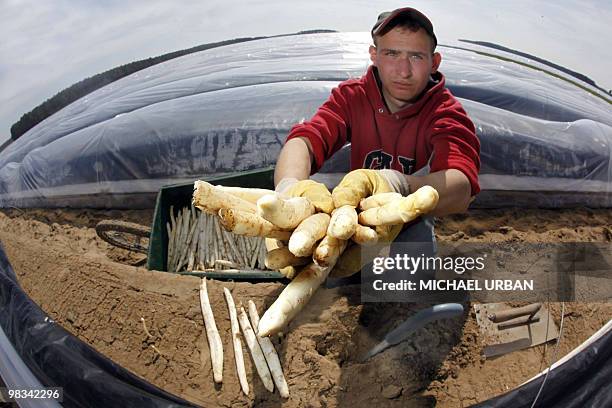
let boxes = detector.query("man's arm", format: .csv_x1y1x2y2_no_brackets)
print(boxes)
274,137,314,186
273,137,335,214
406,169,472,217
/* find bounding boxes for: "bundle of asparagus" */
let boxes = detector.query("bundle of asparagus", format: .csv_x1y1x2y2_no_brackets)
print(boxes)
199,279,289,397
192,180,439,337
166,205,267,273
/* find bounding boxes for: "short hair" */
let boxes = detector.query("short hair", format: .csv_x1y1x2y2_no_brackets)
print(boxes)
373,15,436,53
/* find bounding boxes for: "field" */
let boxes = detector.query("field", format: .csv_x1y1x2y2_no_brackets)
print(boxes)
0,207,610,407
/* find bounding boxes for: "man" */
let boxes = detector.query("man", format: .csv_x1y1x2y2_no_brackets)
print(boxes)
274,7,480,280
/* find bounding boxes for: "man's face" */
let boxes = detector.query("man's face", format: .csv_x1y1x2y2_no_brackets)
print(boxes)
369,27,441,113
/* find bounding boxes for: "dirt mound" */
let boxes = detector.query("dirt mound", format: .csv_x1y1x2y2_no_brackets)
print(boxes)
0,207,610,407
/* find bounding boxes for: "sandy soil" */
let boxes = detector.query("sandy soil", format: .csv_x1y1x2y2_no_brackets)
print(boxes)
0,207,610,407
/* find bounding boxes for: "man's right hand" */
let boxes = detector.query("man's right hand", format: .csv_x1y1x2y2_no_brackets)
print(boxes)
267,178,333,280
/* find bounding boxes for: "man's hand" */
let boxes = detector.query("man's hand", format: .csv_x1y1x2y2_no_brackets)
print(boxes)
329,224,403,278
404,169,472,216
276,178,334,214
331,169,410,207
266,178,334,280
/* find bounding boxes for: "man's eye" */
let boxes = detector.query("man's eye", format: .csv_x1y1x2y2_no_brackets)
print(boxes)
385,51,398,57
410,54,424,60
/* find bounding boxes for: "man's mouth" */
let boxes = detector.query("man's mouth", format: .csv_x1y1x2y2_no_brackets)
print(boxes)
393,82,413,90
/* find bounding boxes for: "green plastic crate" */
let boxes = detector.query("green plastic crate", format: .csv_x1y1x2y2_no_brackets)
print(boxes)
146,167,285,280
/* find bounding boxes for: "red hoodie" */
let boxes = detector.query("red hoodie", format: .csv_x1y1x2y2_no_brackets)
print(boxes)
286,66,481,195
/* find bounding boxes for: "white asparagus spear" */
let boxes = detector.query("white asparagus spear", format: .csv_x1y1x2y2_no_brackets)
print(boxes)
221,228,242,266
248,300,261,330
168,206,176,270
313,235,348,268
223,287,249,395
198,213,207,269
265,247,310,270
244,234,253,264
166,221,173,270
206,213,214,268
238,235,250,267
175,208,190,271
258,238,267,269
238,307,274,393
258,262,334,337
193,180,257,214
178,216,198,272
248,300,289,398
288,213,330,257
170,210,180,272
216,186,275,204
327,205,358,240
215,259,240,269
257,194,315,230
199,279,223,383
169,205,176,231
351,224,379,246
249,238,263,269
218,209,292,240
169,208,182,272
187,250,195,272
217,224,229,263
187,213,200,271
213,216,224,269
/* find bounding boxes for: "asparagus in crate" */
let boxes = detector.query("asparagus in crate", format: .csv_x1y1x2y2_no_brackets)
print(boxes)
166,206,268,272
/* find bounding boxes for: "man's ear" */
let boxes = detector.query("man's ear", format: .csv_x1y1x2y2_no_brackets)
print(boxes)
431,52,442,74
369,45,378,66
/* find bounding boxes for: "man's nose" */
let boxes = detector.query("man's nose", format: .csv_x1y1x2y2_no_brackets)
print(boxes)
397,57,413,78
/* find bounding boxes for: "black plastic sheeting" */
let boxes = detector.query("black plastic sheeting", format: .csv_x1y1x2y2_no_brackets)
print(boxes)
1,239,610,407
0,242,196,408
0,33,610,209
473,327,612,408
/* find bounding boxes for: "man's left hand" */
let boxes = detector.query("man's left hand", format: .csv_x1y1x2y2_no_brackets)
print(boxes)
277,178,334,214
331,169,410,207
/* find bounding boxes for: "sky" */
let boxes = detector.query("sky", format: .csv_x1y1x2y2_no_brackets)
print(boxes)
1,0,610,147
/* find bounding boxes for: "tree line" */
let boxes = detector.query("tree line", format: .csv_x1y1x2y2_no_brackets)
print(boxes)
9,30,335,141
9,36,272,140
9,30,334,140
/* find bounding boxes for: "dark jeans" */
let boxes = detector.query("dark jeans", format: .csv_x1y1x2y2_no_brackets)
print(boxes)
326,216,437,289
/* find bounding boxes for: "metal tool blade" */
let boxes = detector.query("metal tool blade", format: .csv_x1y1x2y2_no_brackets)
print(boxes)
361,303,464,362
